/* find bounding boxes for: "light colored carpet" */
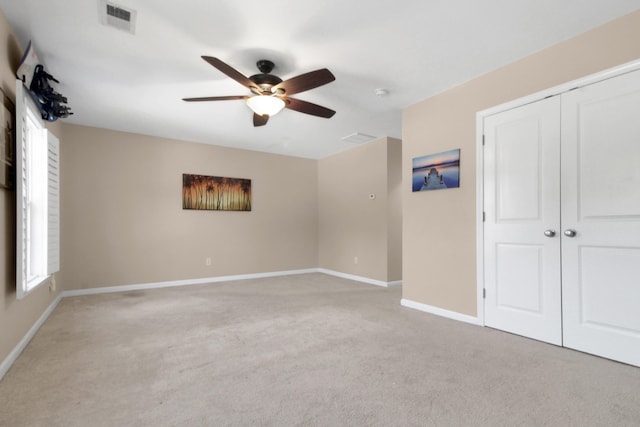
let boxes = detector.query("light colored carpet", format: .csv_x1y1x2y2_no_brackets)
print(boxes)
1,273,639,426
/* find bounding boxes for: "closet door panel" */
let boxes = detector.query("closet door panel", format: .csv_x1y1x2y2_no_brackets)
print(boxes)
483,96,562,345
561,69,640,367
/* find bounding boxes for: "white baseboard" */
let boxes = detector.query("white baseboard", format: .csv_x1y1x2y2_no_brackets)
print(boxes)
0,293,63,381
64,269,401,297
401,298,482,326
62,268,320,297
318,269,402,288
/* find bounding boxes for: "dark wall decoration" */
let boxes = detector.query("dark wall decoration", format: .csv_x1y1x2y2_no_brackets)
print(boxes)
182,174,252,211
17,41,72,122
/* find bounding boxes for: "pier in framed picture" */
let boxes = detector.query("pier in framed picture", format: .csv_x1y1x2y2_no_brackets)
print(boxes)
412,148,460,192
182,174,251,211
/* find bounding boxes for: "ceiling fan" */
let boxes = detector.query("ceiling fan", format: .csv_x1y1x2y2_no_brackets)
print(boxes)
183,56,336,127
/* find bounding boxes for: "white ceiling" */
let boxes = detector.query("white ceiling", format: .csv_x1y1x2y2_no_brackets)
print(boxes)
1,1,638,159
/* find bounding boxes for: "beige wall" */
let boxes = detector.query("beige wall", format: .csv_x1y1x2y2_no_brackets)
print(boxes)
402,10,640,316
0,10,63,365
387,138,402,281
318,137,401,282
59,124,318,290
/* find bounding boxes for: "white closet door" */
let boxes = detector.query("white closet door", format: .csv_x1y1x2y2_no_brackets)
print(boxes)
483,96,562,345
561,69,640,367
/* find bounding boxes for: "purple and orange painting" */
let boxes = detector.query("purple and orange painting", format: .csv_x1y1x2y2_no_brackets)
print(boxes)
412,149,460,192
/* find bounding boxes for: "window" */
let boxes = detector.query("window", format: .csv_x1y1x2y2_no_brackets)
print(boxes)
15,79,60,299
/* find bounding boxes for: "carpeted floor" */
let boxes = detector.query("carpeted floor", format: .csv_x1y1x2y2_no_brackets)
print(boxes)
1,273,639,426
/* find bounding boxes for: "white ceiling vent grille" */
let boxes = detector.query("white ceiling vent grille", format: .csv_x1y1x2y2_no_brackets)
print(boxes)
341,132,376,144
100,1,136,34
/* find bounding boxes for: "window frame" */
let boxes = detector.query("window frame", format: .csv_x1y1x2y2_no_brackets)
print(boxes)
15,79,60,299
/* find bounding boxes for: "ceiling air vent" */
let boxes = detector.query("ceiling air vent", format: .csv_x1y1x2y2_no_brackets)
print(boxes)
100,1,136,34
341,132,376,144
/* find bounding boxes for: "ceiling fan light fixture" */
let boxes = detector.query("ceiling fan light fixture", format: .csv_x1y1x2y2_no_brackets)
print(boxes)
246,95,285,117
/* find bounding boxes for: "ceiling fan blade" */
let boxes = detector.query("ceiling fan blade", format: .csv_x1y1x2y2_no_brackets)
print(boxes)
201,56,257,90
284,97,336,118
253,113,269,127
182,95,248,102
273,69,335,96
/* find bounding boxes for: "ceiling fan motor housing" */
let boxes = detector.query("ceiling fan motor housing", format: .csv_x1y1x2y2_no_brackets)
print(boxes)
250,60,282,93
249,73,282,87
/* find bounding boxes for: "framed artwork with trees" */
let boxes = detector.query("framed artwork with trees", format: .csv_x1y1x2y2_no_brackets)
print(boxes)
182,174,251,211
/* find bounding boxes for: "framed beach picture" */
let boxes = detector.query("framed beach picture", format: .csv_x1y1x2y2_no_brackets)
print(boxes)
412,148,460,192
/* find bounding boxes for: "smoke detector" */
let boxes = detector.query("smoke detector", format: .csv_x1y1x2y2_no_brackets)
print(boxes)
100,1,137,34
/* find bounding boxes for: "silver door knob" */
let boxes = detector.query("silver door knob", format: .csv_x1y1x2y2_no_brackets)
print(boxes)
563,229,577,238
544,229,556,237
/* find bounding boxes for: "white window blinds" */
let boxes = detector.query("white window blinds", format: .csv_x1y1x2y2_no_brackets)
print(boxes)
46,132,60,275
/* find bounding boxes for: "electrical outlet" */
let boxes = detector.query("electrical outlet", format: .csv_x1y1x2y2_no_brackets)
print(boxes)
205,257,212,266
354,256,359,265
